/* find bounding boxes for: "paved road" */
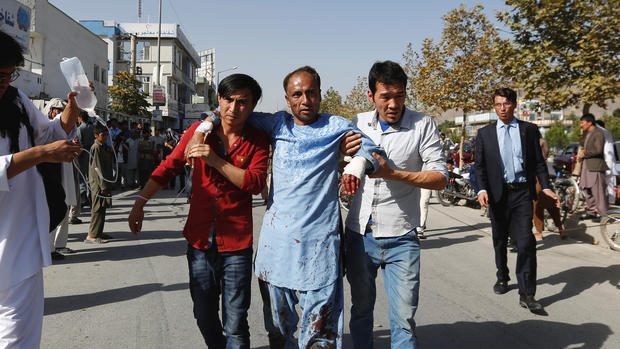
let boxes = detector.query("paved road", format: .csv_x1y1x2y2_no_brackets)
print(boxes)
41,189,620,348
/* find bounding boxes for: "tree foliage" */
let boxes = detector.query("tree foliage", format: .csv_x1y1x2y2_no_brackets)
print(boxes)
108,71,152,117
320,86,346,116
344,76,373,118
405,4,507,116
404,4,507,167
496,0,620,113
545,121,569,149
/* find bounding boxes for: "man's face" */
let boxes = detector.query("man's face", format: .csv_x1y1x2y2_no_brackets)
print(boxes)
493,96,516,124
441,134,445,140
50,108,63,119
580,119,592,131
285,72,321,125
369,82,406,124
111,121,119,129
130,131,138,139
0,65,16,99
218,88,256,129
95,131,109,143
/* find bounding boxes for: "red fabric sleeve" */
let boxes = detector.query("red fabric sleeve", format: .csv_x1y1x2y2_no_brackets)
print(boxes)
240,130,269,195
150,121,202,186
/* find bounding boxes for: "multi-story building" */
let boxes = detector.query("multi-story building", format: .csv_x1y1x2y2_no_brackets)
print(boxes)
10,0,109,116
80,20,199,129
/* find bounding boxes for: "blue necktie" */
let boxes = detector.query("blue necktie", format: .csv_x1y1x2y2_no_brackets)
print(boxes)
503,125,515,182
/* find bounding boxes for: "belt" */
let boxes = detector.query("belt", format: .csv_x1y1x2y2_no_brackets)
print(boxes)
504,182,528,190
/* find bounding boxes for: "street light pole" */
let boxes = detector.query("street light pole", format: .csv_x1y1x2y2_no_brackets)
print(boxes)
216,66,238,93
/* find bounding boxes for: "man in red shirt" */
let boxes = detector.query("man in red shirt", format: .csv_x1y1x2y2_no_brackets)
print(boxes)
128,74,269,348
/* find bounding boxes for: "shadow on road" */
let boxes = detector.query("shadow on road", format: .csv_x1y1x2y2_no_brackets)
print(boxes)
44,282,187,315
416,320,612,349
54,236,188,264
538,264,620,307
420,234,485,250
424,222,491,236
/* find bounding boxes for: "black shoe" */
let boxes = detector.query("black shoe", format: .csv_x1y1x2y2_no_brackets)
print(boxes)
69,217,83,224
592,217,601,223
56,247,75,254
580,214,597,220
520,295,543,312
51,251,65,260
493,280,509,295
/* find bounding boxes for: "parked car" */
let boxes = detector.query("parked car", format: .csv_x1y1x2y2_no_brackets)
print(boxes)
553,142,579,174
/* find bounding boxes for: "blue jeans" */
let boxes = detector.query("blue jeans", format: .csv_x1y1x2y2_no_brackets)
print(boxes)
187,243,252,349
345,228,420,349
258,277,344,349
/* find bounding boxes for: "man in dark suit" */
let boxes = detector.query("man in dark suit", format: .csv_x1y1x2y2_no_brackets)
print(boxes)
474,88,559,313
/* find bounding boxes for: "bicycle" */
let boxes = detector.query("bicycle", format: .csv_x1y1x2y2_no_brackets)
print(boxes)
600,210,620,251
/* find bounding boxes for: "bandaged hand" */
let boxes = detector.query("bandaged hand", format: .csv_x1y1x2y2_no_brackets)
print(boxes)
341,156,368,195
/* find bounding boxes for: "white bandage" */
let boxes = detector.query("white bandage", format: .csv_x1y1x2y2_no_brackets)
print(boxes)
195,121,213,134
343,156,368,179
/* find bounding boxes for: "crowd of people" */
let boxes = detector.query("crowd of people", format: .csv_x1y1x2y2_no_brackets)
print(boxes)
1,24,615,349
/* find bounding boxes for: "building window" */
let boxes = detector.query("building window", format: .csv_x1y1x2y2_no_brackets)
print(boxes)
138,76,150,95
101,69,106,84
137,41,150,61
118,41,131,61
94,65,100,81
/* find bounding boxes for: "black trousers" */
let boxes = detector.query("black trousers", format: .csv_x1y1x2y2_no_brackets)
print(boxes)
489,186,537,296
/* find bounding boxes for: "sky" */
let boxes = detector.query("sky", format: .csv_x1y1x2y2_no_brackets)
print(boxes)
50,0,510,112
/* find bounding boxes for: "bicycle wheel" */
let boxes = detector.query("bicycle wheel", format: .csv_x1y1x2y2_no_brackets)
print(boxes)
338,182,352,212
564,177,581,213
436,189,453,207
600,210,620,252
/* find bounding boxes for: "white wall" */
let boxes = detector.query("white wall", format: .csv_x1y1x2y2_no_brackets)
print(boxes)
31,0,108,113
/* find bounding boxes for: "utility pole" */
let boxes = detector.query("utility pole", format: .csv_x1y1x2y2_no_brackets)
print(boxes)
130,34,137,75
154,0,162,126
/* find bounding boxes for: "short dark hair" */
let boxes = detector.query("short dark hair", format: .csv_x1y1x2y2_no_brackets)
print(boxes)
218,73,262,105
594,119,605,128
446,159,455,165
368,61,407,94
0,30,25,67
580,113,595,124
492,88,517,104
283,66,321,93
78,111,90,122
94,123,107,135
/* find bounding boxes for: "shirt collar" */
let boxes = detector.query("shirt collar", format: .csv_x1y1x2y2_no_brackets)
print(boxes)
371,107,413,131
497,117,518,130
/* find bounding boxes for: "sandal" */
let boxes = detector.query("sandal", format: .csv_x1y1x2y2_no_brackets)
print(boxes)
84,238,107,244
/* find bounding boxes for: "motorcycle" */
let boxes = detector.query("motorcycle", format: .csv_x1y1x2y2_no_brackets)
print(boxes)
436,163,478,207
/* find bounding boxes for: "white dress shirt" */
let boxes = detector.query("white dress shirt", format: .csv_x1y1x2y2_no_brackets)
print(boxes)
345,109,448,238
0,89,75,291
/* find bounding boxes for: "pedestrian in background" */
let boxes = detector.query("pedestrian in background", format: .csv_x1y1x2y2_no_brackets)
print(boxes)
86,123,113,244
43,99,79,260
76,111,94,209
114,132,129,189
125,129,139,188
578,114,608,222
532,138,566,240
595,120,618,204
138,128,154,189
475,87,559,313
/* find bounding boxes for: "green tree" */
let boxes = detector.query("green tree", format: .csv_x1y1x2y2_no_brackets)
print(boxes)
601,114,620,138
545,121,569,149
405,4,507,167
108,71,152,117
343,76,373,118
319,86,345,116
497,0,620,114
